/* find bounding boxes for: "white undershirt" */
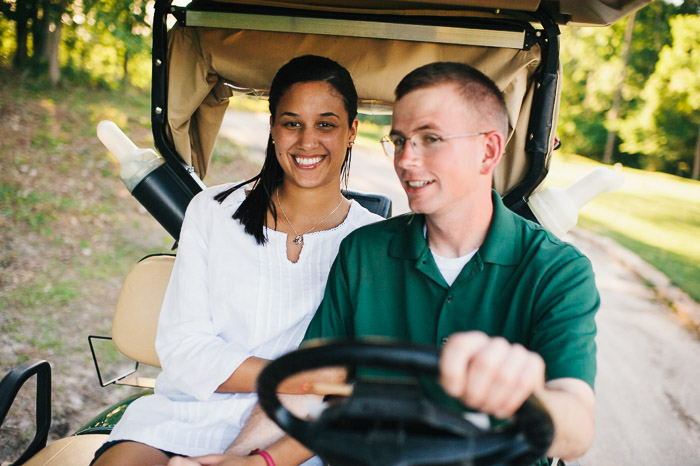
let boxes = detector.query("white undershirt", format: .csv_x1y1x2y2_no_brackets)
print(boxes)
424,224,478,286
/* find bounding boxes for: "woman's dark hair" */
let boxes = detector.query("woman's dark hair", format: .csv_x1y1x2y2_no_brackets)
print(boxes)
214,55,358,244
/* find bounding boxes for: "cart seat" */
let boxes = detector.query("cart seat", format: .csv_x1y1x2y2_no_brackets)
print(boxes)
22,434,109,466
111,253,175,369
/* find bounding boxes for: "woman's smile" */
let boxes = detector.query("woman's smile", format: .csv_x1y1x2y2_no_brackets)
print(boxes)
292,154,327,168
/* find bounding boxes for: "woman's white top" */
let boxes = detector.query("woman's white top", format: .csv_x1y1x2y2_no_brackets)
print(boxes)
108,183,382,456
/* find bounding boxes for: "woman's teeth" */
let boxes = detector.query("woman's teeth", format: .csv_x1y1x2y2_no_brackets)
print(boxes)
294,156,324,166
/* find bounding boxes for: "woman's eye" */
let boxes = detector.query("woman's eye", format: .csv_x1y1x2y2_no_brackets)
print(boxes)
318,122,336,129
283,121,301,128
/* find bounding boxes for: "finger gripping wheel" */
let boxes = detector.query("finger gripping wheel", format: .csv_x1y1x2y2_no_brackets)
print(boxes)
257,341,553,466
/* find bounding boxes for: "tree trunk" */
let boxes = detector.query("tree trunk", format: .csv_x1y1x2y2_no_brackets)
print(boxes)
603,12,636,164
693,125,700,181
32,0,51,62
13,16,29,69
48,17,63,87
122,50,130,89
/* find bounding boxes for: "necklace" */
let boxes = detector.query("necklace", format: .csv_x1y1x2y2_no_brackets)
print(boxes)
276,190,344,245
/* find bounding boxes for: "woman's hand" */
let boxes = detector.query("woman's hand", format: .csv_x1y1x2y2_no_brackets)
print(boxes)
217,358,348,395
278,366,348,395
167,454,263,466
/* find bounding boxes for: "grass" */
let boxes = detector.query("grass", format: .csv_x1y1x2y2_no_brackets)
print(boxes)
1,71,170,366
545,153,700,303
356,119,389,150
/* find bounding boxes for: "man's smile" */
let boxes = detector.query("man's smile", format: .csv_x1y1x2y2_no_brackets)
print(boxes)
406,180,434,188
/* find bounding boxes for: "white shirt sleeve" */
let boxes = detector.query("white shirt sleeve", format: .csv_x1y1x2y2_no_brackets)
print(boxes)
155,190,253,401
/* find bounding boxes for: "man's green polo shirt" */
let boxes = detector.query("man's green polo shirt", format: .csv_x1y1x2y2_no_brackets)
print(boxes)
304,191,599,388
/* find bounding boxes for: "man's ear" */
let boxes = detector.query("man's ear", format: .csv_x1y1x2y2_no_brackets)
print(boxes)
480,131,505,175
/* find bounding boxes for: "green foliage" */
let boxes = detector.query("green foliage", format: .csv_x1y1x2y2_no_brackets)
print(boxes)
558,2,700,179
559,23,620,158
619,15,700,177
558,3,678,161
356,119,388,149
0,14,14,65
81,0,153,88
0,0,153,88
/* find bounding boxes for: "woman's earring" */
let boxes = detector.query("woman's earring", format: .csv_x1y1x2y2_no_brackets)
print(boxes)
271,135,275,144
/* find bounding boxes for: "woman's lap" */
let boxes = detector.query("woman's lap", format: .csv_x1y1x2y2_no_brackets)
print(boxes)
91,439,182,466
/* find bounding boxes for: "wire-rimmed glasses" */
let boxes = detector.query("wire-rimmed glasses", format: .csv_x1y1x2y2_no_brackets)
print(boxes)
381,131,488,158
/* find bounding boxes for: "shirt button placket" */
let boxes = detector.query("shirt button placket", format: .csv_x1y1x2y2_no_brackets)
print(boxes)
438,295,454,347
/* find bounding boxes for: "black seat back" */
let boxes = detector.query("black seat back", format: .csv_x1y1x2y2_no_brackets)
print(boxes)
344,190,392,218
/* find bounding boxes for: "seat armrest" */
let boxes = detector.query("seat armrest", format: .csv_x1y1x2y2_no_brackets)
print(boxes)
0,359,51,465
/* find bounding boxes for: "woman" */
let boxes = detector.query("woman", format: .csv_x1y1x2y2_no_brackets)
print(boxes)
92,55,382,466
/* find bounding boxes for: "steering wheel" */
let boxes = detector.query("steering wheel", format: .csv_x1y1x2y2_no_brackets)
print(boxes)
257,340,554,466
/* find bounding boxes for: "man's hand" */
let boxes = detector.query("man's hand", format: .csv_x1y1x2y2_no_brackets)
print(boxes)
439,331,595,460
439,331,545,419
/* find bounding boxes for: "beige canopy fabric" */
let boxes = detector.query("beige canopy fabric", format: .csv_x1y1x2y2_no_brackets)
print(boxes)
194,0,650,25
167,24,548,195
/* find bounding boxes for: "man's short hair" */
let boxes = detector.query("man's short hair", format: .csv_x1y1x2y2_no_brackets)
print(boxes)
395,62,509,140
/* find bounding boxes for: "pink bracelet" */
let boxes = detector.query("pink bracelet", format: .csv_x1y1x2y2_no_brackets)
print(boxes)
250,448,276,466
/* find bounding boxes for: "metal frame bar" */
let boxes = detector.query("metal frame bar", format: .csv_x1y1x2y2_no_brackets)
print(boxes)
502,7,560,218
152,1,205,200
186,10,527,49
88,335,139,388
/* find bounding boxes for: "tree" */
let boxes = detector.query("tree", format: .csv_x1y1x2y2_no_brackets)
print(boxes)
558,1,680,164
0,0,71,84
32,0,49,62
603,12,636,165
83,0,151,89
46,0,67,86
619,15,700,179
1,0,35,69
1,0,153,88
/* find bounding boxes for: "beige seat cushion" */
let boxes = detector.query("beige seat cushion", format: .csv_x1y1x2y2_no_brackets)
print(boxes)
112,255,175,368
23,434,108,466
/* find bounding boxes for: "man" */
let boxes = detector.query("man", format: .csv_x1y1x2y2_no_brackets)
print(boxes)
303,62,598,464
171,62,598,466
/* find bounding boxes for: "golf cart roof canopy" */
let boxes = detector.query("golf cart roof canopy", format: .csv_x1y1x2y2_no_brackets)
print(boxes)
153,0,649,213
194,0,651,26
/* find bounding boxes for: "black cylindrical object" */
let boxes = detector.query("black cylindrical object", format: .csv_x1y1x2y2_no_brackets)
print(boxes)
130,162,195,241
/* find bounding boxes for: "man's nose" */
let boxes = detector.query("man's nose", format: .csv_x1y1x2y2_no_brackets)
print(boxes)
395,139,421,168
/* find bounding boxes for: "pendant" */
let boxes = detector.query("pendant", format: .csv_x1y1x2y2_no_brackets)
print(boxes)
293,235,303,245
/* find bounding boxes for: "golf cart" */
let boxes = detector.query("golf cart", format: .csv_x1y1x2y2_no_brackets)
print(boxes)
0,1,648,465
